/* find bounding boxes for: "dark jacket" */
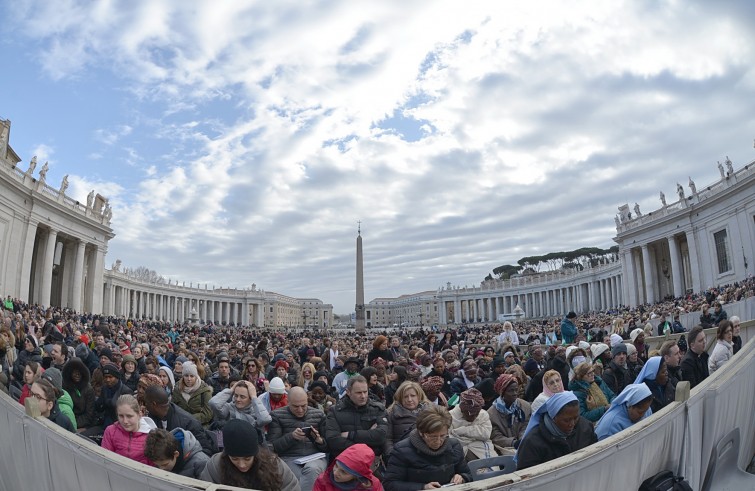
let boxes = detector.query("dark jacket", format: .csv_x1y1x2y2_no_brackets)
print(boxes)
516,416,597,470
367,348,394,366
170,428,210,479
524,356,569,402
148,402,217,456
385,402,427,458
61,358,97,428
48,401,76,433
425,369,454,398
681,350,709,389
646,380,675,414
325,395,388,457
95,380,133,427
13,347,42,381
449,375,476,396
384,430,471,491
602,361,631,396
267,406,328,456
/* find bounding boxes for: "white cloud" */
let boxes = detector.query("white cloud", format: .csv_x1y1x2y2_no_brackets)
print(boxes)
4,0,755,312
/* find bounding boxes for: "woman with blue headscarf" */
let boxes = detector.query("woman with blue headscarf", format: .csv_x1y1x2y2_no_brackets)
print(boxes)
516,391,597,470
595,383,653,441
634,356,674,413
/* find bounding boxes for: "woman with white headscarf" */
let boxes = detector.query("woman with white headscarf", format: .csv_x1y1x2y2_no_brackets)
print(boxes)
595,383,653,441
516,391,597,470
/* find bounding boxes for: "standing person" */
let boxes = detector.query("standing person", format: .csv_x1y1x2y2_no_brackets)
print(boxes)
383,405,471,490
101,394,156,465
560,312,578,345
325,375,388,459
681,326,709,389
200,419,301,491
708,320,734,373
515,391,596,470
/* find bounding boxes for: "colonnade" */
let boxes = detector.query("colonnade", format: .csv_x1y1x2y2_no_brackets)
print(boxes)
438,273,622,324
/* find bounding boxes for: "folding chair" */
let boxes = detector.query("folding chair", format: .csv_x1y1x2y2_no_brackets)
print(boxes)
467,455,516,481
701,428,755,491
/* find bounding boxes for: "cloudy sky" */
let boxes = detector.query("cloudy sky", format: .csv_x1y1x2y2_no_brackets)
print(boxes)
2,1,754,313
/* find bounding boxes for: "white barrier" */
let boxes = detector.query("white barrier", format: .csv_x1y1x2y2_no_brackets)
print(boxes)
0,323,752,491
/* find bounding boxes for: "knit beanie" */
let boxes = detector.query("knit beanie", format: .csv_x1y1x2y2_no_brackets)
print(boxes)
223,419,259,457
181,361,198,378
26,334,39,350
611,343,628,357
42,367,63,392
101,363,122,378
99,347,114,362
268,377,286,394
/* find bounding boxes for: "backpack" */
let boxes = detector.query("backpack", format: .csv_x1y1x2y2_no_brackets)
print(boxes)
639,471,693,491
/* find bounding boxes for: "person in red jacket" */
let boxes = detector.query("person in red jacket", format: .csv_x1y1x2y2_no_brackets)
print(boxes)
313,443,383,491
102,394,156,466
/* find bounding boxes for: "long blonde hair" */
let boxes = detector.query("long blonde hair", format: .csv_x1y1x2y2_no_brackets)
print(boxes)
611,318,626,335
388,381,429,413
298,362,316,388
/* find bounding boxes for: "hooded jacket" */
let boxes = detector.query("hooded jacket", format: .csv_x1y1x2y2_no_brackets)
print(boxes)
101,417,157,466
208,387,272,429
48,400,76,433
57,389,78,431
169,428,210,479
62,358,96,428
314,443,384,491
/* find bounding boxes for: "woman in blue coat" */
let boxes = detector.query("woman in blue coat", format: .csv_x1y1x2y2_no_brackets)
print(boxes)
595,383,653,441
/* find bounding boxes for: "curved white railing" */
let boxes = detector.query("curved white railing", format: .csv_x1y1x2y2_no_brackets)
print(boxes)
0,322,752,491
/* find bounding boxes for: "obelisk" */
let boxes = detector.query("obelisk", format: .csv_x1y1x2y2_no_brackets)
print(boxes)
355,222,366,334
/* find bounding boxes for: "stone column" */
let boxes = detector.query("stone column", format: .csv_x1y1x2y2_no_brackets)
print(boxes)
71,240,86,312
39,229,58,307
641,244,655,304
668,235,684,297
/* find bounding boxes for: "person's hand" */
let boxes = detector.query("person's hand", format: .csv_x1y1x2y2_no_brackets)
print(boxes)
423,483,441,489
247,382,257,398
293,427,308,441
263,380,270,391
310,426,324,444
230,381,238,390
370,423,377,429
451,474,464,485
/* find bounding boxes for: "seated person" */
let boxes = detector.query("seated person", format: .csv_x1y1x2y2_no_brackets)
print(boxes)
595,383,653,441
530,369,564,413
568,362,615,423
209,380,271,431
488,374,531,455
200,418,300,491
144,428,210,479
384,405,471,490
171,362,213,427
516,391,597,470
102,394,156,466
633,356,674,413
449,388,495,461
313,443,383,491
30,378,75,433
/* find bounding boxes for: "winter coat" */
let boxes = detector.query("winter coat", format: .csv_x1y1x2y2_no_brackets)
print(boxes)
487,398,532,449
708,340,733,373
325,395,388,458
95,380,133,427
681,350,709,389
516,415,597,471
102,417,156,466
169,428,210,479
385,402,427,458
384,429,471,491
209,388,272,429
58,389,78,431
62,358,97,428
13,347,42,381
602,361,631,396
560,318,578,344
122,371,140,392
367,348,394,366
314,443,384,491
148,402,217,456
449,406,494,460
568,377,615,422
171,381,213,426
199,452,301,491
267,405,328,457
48,400,76,433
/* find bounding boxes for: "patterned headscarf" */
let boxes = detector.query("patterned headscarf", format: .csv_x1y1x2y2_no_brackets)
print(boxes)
421,376,444,399
494,373,517,395
459,388,484,412
371,357,386,368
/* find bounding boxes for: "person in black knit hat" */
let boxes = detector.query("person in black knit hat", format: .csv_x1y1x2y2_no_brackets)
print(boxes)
199,418,300,490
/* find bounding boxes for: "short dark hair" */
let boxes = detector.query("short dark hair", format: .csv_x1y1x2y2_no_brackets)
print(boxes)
716,320,733,340
687,325,705,347
346,375,367,391
144,429,179,462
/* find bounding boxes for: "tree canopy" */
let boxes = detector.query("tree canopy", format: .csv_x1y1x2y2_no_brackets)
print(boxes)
488,246,619,280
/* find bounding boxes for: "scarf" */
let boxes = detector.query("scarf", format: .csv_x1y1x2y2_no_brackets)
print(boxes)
408,429,449,457
493,396,525,427
543,413,572,439
585,381,609,410
181,377,202,402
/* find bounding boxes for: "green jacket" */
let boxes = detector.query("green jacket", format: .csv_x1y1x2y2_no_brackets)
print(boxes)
172,382,214,427
59,389,78,431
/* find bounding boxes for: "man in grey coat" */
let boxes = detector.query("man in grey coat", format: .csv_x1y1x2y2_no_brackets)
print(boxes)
267,387,328,491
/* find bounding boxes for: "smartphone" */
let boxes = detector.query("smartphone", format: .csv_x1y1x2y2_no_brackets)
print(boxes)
302,426,313,436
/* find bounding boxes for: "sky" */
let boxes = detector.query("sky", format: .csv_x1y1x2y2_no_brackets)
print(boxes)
1,1,754,314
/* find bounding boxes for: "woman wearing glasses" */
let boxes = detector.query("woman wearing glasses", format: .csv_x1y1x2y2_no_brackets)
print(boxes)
384,404,471,490
568,362,615,423
30,378,75,433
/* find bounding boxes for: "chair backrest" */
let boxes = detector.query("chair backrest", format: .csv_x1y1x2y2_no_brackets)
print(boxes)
9,384,21,401
468,455,516,481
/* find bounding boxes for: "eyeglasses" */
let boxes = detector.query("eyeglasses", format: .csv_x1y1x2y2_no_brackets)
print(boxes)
31,392,47,402
422,433,449,442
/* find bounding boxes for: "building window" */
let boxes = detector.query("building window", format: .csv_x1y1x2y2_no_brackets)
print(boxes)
713,229,731,274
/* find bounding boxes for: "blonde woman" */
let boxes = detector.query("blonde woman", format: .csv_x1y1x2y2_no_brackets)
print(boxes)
385,381,429,458
297,362,316,391
611,318,628,340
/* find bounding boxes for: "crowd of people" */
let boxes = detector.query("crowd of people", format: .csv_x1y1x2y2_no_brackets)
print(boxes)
0,277,751,490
